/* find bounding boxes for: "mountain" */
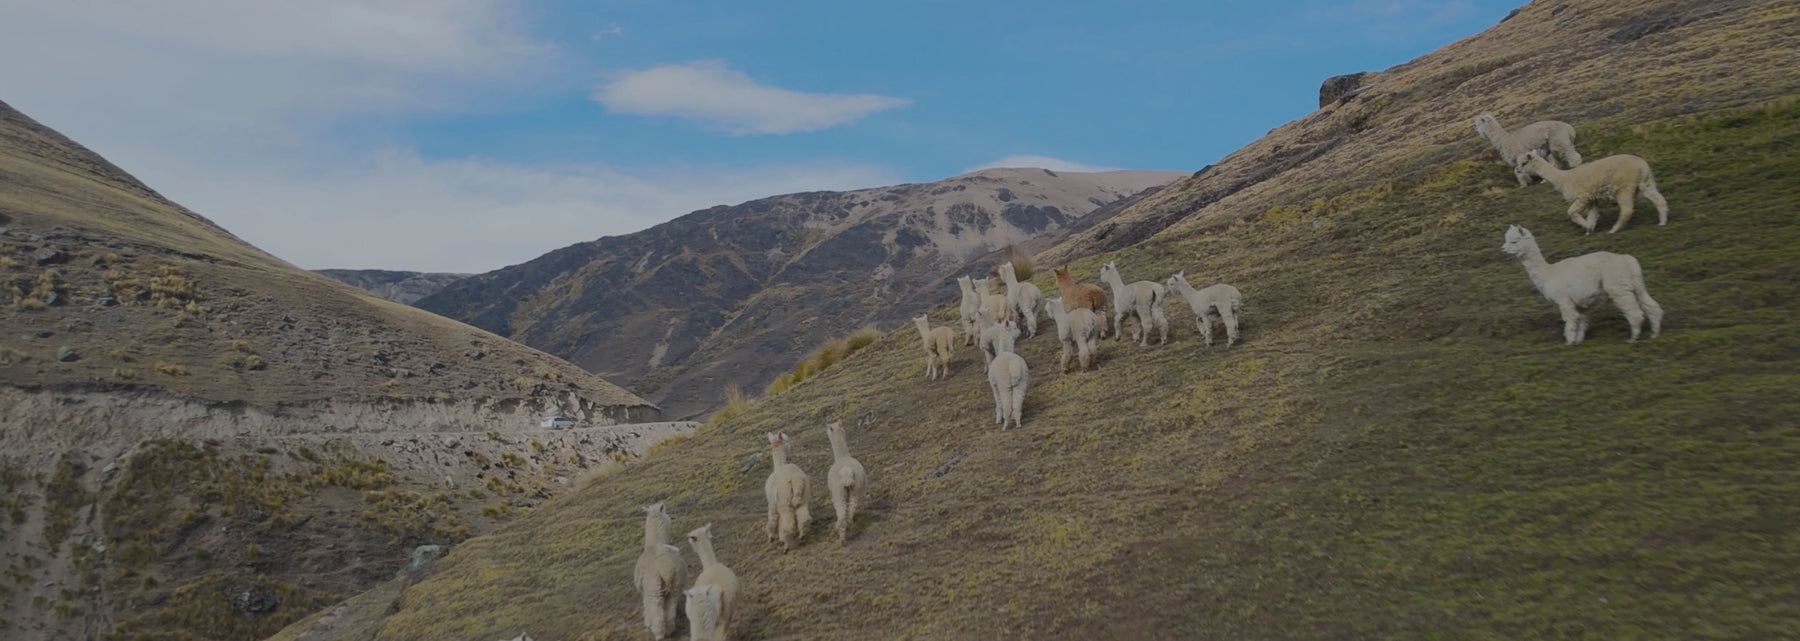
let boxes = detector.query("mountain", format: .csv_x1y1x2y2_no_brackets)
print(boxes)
315,269,471,305
0,99,670,640
415,168,1184,419
287,1,1800,639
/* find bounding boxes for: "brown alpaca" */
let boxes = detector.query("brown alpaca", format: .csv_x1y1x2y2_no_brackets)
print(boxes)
1053,266,1111,337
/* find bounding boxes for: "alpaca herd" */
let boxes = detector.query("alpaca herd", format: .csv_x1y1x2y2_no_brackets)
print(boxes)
626,112,1676,640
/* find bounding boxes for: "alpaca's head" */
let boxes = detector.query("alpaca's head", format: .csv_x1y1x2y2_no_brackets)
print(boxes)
913,313,929,328
766,431,790,449
1166,270,1189,289
1501,225,1536,256
825,420,845,445
686,522,713,546
998,260,1017,283
1473,113,1499,139
1100,261,1118,279
1053,266,1071,283
1046,297,1064,317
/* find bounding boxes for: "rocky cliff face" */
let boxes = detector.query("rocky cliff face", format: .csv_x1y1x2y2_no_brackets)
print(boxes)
315,269,470,305
417,168,1184,418
0,98,662,640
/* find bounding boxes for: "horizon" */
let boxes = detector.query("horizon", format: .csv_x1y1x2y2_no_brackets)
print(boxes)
0,0,1524,273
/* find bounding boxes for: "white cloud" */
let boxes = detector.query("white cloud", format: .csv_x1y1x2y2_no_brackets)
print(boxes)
968,155,1124,174
593,60,911,135
0,1,901,273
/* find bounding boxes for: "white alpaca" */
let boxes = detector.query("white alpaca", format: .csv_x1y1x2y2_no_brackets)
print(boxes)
824,420,867,545
912,314,955,380
1472,113,1582,186
685,524,739,641
634,502,687,641
1098,261,1168,345
985,320,1029,430
997,261,1043,338
684,584,723,641
974,277,1014,325
1164,271,1243,348
1516,150,1669,235
762,432,812,551
1046,297,1099,373
955,276,982,346
974,308,1003,366
1501,225,1663,345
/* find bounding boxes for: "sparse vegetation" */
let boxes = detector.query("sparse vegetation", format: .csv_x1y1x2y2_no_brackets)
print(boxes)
153,362,189,376
703,383,752,428
765,325,884,396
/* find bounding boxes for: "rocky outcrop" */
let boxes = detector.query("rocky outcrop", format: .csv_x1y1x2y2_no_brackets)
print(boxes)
1318,72,1371,108
315,269,471,305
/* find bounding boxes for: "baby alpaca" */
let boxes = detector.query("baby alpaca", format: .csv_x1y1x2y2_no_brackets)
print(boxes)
1098,261,1169,345
955,276,982,346
1046,297,1100,373
634,502,687,641
685,524,739,641
1052,266,1111,338
824,420,867,544
762,432,812,551
1501,225,1663,344
913,314,955,380
985,320,1030,430
1164,271,1243,348
998,261,1044,338
684,584,723,641
975,308,1008,366
1516,150,1669,234
1472,113,1582,186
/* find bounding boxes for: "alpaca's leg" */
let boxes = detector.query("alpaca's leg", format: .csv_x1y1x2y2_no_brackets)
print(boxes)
1642,181,1670,226
1635,286,1664,338
795,501,812,543
831,483,848,543
991,378,1005,424
846,487,860,542
665,587,683,639
1576,312,1592,344
1058,342,1072,374
1606,283,1646,342
942,349,952,378
644,589,665,640
1009,385,1026,430
1554,138,1582,168
1218,305,1239,347
778,506,797,551
1200,311,1215,347
1558,301,1582,345
1114,307,1128,342
766,498,779,542
1154,307,1169,345
1610,186,1637,233
1566,200,1590,232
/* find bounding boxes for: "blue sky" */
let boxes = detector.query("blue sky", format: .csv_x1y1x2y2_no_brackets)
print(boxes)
0,0,1523,272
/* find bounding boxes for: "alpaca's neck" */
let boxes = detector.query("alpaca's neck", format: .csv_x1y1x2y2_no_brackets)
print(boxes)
1514,244,1554,294
770,444,788,467
692,536,720,569
828,433,851,460
1171,278,1197,298
1102,270,1124,292
915,322,931,343
1529,159,1569,186
644,518,669,550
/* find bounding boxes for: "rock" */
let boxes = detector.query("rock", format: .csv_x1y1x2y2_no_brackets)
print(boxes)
43,291,61,306
1609,18,1679,44
233,587,279,615
444,476,456,490
928,452,966,479
33,247,69,265
405,544,445,576
1318,72,1370,108
55,346,78,362
497,635,534,641
737,451,764,475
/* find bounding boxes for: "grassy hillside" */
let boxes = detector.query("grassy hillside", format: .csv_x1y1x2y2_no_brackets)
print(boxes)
333,95,1800,640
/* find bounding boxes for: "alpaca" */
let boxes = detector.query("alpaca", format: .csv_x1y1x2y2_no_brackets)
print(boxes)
1098,261,1169,345
1516,150,1669,234
974,308,1005,366
998,261,1043,338
955,276,982,346
634,502,687,641
912,314,955,380
1472,113,1581,186
1052,266,1111,338
762,432,812,551
684,584,722,641
974,277,1014,324
823,420,867,544
1046,297,1099,373
1501,225,1663,345
685,524,739,641
1164,271,1243,348
985,320,1030,430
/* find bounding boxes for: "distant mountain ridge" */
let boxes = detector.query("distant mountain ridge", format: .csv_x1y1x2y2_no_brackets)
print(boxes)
316,269,470,305
417,168,1184,417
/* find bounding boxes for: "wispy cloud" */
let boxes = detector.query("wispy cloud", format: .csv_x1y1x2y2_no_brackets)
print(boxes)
593,60,911,135
968,155,1123,173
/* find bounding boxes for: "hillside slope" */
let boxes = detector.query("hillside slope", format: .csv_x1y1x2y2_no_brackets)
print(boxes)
415,168,1183,419
0,98,662,640
290,1,1800,639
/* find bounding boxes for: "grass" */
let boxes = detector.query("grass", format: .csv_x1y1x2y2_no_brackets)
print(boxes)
369,100,1800,641
765,325,884,396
